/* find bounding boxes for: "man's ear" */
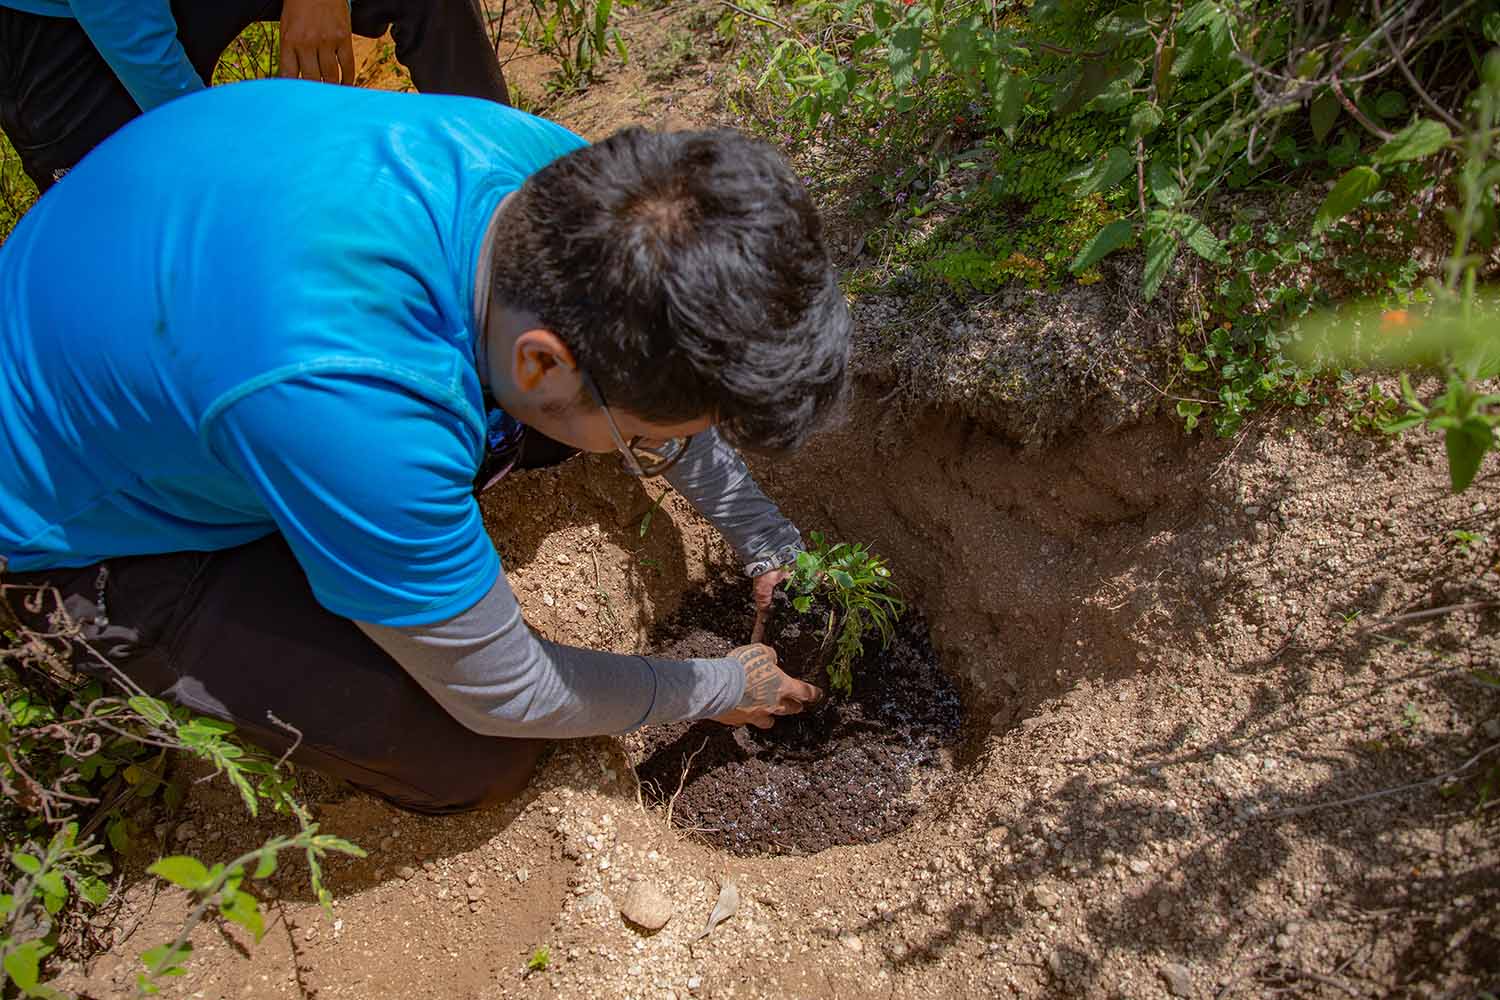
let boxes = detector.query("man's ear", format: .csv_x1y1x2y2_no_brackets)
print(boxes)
511,328,578,393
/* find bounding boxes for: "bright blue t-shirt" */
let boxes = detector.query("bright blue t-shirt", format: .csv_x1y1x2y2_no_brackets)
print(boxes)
0,80,587,626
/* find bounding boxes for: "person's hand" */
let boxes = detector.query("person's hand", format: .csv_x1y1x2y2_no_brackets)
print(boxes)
711,644,822,730
752,567,790,613
279,0,356,85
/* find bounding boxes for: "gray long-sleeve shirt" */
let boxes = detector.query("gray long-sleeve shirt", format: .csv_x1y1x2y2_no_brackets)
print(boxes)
358,428,799,738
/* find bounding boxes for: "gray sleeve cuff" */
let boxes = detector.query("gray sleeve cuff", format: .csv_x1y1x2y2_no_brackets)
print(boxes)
660,429,802,565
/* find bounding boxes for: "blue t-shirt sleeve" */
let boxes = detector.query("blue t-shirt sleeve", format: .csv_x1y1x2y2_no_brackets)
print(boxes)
68,0,205,112
204,373,499,627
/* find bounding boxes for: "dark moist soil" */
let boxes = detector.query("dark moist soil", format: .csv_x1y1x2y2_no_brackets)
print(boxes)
633,585,964,856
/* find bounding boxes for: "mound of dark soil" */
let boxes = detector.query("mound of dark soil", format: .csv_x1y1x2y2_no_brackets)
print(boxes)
634,587,964,855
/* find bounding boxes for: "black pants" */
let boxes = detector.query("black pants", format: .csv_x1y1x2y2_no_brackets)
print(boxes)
4,535,546,814
0,0,508,192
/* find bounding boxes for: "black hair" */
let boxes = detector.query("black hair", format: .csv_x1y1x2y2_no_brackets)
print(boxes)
490,127,850,452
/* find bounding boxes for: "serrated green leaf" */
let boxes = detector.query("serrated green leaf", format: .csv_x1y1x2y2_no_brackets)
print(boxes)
1143,229,1180,302
310,835,366,858
994,73,1027,130
77,876,110,907
1313,167,1382,232
1127,102,1163,142
1372,119,1451,165
1071,146,1134,197
11,852,41,876
888,25,921,91
1309,89,1340,144
147,856,212,892
128,696,171,727
1070,219,1134,272
36,871,67,913
1147,161,1180,207
1180,216,1228,264
220,890,265,942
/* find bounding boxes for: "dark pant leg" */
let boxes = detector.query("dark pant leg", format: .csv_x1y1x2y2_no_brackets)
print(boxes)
0,1,277,193
3,536,546,814
351,0,509,104
0,8,140,192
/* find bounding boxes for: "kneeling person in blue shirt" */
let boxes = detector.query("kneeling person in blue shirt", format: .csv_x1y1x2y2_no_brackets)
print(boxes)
0,80,843,813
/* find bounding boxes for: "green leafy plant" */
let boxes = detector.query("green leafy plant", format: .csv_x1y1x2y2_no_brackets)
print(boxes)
784,532,905,697
138,827,363,996
1296,51,1500,492
2,584,361,996
517,0,626,94
525,945,551,974
1,823,110,1000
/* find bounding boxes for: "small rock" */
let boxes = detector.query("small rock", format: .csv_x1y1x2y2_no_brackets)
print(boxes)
173,822,197,844
574,601,588,613
838,932,863,952
467,886,485,902
1159,962,1193,998
422,861,435,872
1275,933,1293,951
516,868,529,884
397,866,417,881
1128,859,1152,875
1030,887,1061,911
598,857,611,871
620,881,673,931
543,593,556,607
1156,898,1172,919
556,553,572,564
687,976,702,993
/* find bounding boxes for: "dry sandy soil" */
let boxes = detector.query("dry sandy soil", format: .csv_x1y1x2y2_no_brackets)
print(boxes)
47,5,1500,999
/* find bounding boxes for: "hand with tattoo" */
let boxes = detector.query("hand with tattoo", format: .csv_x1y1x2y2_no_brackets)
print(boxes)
711,643,824,730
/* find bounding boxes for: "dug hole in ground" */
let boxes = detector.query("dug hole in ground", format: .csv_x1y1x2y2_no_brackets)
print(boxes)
56,332,1500,1000
52,19,1500,1000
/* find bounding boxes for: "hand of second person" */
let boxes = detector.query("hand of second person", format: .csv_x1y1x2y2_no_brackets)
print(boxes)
711,643,822,730
279,0,356,85
751,567,791,613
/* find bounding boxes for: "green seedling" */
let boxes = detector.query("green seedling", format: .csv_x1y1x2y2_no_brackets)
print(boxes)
1450,529,1485,554
526,946,551,974
783,532,905,697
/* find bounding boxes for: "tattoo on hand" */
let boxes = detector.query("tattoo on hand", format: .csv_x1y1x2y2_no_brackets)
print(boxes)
733,645,780,710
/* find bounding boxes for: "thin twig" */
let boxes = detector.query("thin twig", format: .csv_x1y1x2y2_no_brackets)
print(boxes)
1378,6,1463,131
717,0,795,36
664,736,708,829
1359,600,1500,633
1259,741,1500,819
1330,74,1394,142
266,712,305,770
